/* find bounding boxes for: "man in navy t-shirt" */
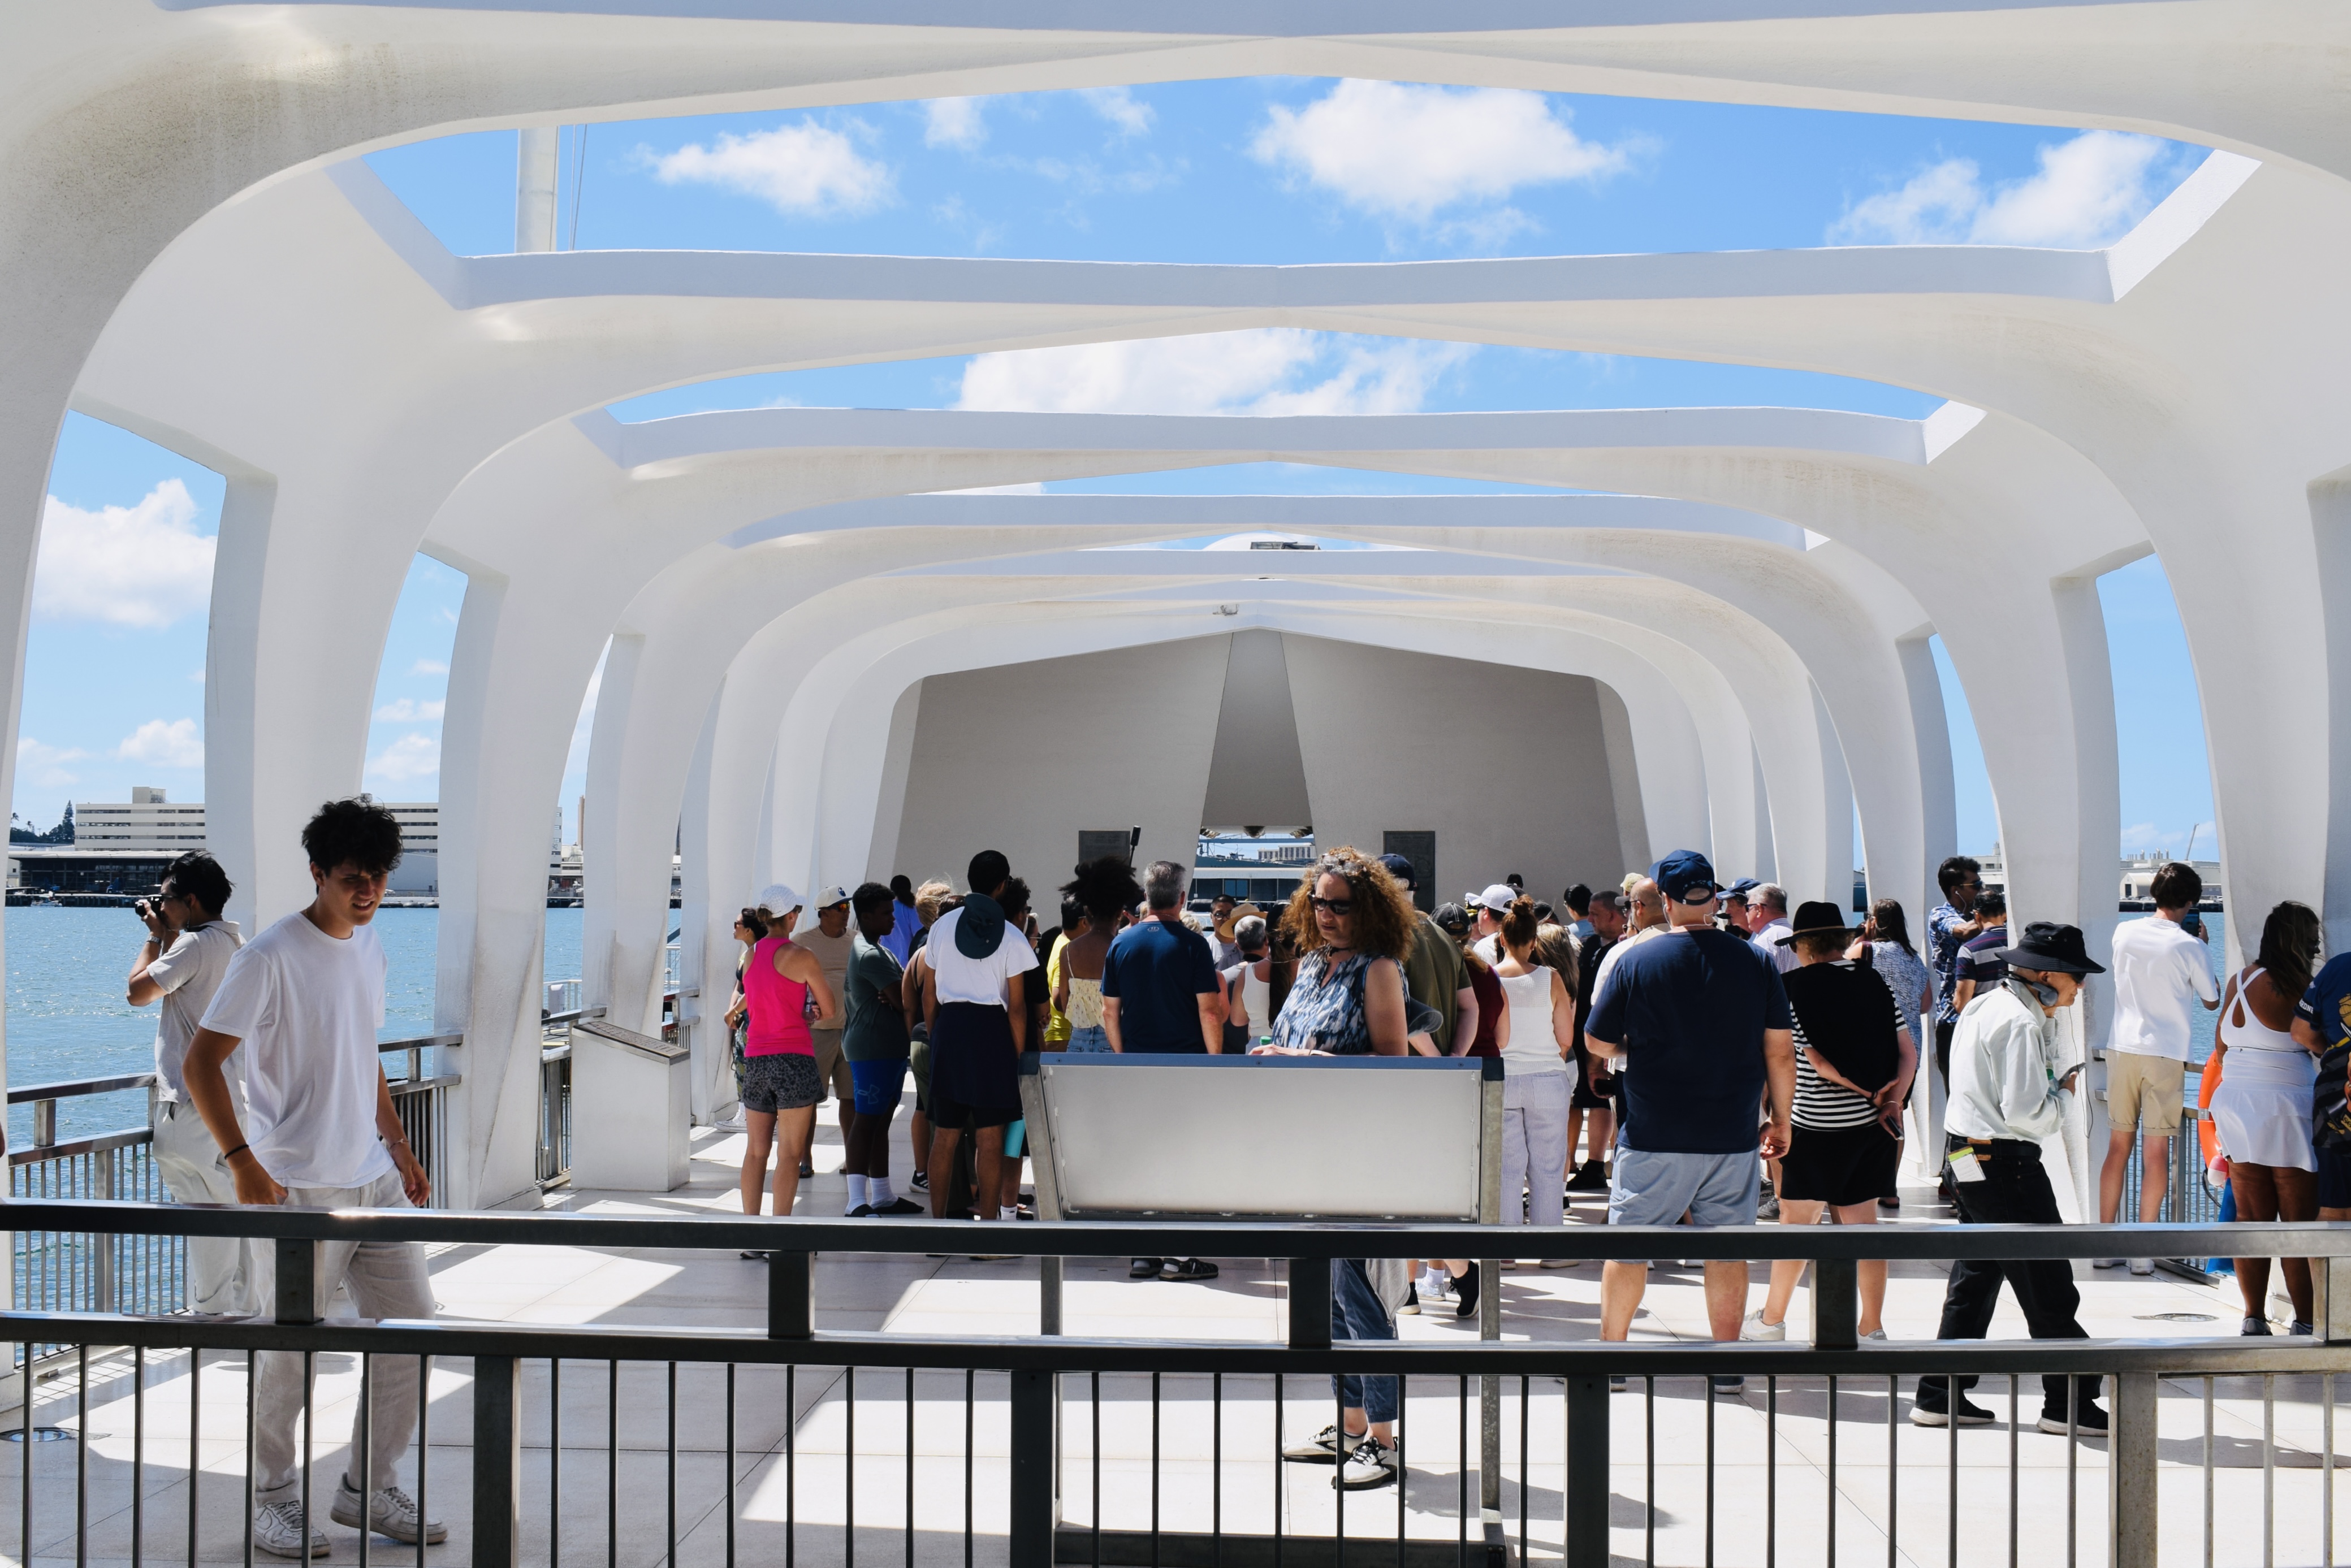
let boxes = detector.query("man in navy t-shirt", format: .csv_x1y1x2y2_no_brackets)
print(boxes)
1102,859,1224,1055
1585,849,1795,1383
2294,955,2351,1220
1101,859,1225,1283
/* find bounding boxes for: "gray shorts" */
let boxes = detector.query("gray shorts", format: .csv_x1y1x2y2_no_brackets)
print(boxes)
1606,1146,1760,1264
742,1051,822,1114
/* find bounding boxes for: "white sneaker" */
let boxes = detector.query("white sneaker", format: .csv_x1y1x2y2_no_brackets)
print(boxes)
1861,1328,1889,1342
2092,1258,2127,1270
329,1478,446,1545
1740,1310,1786,1342
1332,1435,1400,1491
2127,1258,2155,1276
253,1501,328,1558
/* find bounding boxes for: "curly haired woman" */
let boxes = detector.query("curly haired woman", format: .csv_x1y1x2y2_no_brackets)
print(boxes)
1255,847,1416,1057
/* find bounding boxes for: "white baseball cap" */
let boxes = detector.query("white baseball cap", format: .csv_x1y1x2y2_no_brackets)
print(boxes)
755,883,803,919
1471,883,1518,914
813,883,853,908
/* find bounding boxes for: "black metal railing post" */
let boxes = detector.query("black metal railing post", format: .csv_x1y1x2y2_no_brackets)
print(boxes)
1810,1256,1859,1350
472,1355,521,1568
1563,1373,1610,1568
770,1251,813,1340
1286,1257,1329,1350
274,1237,321,1324
1009,1368,1054,1568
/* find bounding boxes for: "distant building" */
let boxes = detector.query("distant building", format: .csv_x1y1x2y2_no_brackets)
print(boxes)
72,787,208,853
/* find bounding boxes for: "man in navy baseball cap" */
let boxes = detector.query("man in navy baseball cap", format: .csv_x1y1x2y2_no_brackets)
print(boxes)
1651,849,1719,907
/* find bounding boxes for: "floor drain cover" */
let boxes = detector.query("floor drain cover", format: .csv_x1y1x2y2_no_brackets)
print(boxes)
2,1427,75,1443
2134,1311,2217,1322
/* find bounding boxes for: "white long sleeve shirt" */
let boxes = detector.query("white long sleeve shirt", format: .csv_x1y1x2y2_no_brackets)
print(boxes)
1945,979,2071,1142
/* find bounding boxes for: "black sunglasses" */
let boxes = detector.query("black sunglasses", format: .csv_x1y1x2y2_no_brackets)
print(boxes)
1309,895,1355,916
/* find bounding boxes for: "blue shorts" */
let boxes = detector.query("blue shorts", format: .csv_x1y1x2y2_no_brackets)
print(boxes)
2320,1142,2351,1210
1606,1146,1761,1263
849,1058,907,1117
1065,1024,1111,1054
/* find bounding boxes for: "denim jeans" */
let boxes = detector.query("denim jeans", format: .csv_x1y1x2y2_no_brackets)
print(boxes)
1330,1258,1398,1422
1065,1024,1112,1053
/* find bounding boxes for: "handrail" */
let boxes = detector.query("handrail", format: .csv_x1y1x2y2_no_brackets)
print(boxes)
10,1035,462,1105
0,1309,2340,1376
3,1196,2349,1261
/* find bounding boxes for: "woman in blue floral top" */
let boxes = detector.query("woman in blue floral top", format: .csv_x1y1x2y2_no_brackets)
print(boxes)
1258,847,1415,1056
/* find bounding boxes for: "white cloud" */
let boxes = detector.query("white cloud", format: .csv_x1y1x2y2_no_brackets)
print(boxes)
1250,80,1635,224
955,330,1473,417
1829,130,2175,249
17,738,88,790
34,479,215,630
640,122,894,218
923,97,987,150
115,718,203,769
409,659,450,677
1079,86,1154,138
365,731,440,786
373,698,446,723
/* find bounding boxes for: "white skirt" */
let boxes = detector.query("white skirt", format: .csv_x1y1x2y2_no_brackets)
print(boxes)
2209,1049,2318,1172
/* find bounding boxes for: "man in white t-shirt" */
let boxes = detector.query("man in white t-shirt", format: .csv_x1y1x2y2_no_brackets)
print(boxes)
919,850,1038,1224
183,799,444,1557
126,851,252,1314
1748,884,1799,974
2097,861,2220,1267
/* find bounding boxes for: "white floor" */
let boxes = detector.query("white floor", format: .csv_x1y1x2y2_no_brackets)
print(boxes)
5,1120,2337,1568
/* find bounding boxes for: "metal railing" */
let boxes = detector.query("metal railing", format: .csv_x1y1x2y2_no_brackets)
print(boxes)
2104,1088,2229,1278
3,1201,2350,1568
6,1038,461,1334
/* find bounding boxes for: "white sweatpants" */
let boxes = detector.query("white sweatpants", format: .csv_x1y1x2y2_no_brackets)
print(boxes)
1501,1071,1571,1229
149,1091,263,1315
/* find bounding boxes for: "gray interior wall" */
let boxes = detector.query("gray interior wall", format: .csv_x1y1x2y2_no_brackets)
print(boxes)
1594,681,1650,878
1281,634,1627,902
887,635,1230,892
862,681,923,883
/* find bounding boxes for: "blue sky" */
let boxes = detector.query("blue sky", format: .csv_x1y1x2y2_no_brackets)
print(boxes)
28,79,2215,863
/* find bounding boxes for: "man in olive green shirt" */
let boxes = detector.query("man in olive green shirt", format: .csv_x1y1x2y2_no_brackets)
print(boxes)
1378,854,1477,1055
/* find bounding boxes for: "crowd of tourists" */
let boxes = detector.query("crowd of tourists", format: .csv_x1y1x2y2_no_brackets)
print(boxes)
120,799,2351,1520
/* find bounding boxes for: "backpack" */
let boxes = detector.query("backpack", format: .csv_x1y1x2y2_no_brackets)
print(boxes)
2315,1041,2351,1149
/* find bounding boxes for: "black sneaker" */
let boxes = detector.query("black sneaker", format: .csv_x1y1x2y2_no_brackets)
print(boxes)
870,1197,925,1216
1281,1424,1363,1463
1454,1262,1480,1319
1709,1375,1744,1394
1333,1436,1399,1491
2039,1402,2108,1436
1910,1393,1994,1427
1130,1257,1164,1280
1565,1160,1609,1192
911,1170,930,1191
798,1158,815,1179
1162,1258,1218,1281
1398,1282,1421,1315
846,1204,875,1218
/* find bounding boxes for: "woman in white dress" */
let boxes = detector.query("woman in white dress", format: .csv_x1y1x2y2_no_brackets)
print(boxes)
2207,900,2323,1335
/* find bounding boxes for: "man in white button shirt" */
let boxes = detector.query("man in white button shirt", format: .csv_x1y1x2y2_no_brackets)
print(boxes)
183,799,444,1557
126,851,251,1314
2097,860,2220,1270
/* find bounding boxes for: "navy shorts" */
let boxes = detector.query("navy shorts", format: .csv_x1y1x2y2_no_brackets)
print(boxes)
850,1058,906,1117
2320,1142,2351,1210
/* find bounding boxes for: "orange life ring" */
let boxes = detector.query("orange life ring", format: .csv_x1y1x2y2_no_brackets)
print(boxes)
2197,1048,2224,1169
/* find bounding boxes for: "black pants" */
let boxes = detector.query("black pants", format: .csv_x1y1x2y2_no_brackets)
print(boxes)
1933,1018,1956,1097
1918,1138,2101,1415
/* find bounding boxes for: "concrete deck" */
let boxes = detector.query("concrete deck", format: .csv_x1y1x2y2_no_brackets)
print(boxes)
6,1117,2338,1568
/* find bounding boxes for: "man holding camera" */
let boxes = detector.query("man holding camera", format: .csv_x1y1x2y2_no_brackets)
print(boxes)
126,850,253,1315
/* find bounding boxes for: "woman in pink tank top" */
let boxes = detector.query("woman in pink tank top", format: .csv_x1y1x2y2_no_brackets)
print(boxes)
737,889,839,1240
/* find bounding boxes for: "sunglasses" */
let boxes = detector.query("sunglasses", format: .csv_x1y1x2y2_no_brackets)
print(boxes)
1308,895,1356,916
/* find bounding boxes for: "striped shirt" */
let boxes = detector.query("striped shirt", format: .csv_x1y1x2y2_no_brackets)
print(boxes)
1785,960,1902,1130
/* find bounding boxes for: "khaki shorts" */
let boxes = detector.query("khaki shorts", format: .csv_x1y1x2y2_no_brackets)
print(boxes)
2105,1051,2186,1136
810,1028,855,1103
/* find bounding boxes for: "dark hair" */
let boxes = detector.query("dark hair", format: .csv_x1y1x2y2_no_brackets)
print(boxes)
1060,894,1087,930
967,850,1010,896
2151,860,2202,912
161,850,232,916
302,797,403,877
890,874,914,902
1565,883,1592,916
2257,900,2321,1004
1505,872,1524,889
1062,857,1143,924
1937,855,1982,896
1973,887,2007,919
1795,928,1848,962
737,906,769,941
997,876,1032,923
1498,895,1541,955
1279,847,1417,964
1533,900,1554,924
1866,897,1916,955
851,881,895,922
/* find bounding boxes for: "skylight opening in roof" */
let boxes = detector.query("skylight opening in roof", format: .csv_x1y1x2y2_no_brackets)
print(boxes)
363,83,2209,266
605,336,1942,425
